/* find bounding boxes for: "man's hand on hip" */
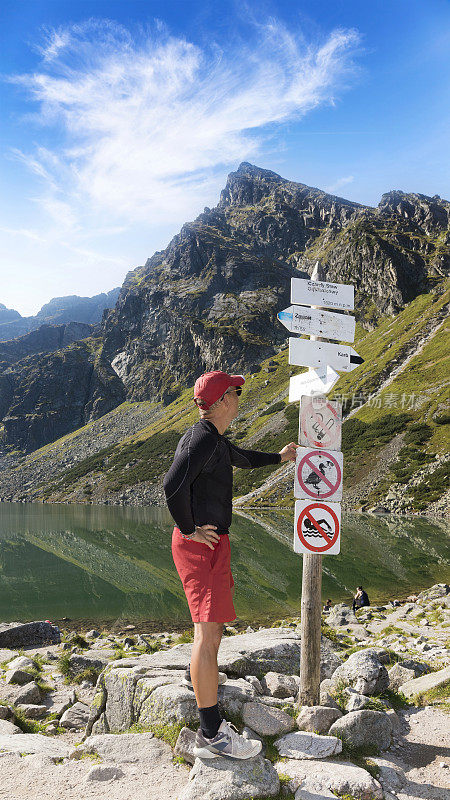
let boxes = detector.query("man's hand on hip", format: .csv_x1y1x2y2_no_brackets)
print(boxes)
190,524,220,549
279,442,299,462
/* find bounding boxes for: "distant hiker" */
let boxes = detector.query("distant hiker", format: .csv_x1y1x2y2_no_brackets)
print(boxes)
323,599,333,613
353,585,370,612
163,370,298,760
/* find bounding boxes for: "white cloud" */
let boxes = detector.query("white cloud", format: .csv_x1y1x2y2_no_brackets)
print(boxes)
11,19,360,226
324,175,355,194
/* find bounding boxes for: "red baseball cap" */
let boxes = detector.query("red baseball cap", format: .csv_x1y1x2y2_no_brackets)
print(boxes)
194,371,245,409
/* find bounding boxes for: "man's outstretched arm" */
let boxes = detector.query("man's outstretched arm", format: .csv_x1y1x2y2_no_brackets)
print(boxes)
227,440,298,468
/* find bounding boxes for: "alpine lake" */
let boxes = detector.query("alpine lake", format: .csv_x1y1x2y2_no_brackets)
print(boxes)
0,502,449,632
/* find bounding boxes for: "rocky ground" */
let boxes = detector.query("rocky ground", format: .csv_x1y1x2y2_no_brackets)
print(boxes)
0,583,449,800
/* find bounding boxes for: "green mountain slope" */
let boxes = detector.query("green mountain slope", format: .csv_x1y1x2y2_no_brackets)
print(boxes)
0,281,448,515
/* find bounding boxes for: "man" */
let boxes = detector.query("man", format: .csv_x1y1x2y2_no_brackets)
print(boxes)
352,585,370,613
323,599,333,613
163,370,297,759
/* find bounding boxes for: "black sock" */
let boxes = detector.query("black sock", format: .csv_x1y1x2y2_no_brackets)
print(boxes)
199,704,221,739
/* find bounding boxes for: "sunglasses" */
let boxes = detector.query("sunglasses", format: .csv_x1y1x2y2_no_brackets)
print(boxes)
226,387,242,396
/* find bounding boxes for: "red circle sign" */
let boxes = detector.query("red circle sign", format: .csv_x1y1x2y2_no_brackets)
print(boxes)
300,400,340,448
297,450,342,500
297,502,340,553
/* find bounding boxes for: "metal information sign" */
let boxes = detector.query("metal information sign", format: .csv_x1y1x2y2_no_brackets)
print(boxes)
291,277,354,311
289,338,364,373
294,447,343,501
278,305,355,342
294,499,341,554
289,366,339,402
300,396,342,450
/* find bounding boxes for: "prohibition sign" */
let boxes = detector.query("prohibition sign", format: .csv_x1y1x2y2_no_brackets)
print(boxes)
297,449,342,500
296,502,340,554
300,397,342,450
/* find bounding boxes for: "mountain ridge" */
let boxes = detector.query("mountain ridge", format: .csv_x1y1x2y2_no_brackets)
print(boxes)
0,288,121,342
0,162,448,463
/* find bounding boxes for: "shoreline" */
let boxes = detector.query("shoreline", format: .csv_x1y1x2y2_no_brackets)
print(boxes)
1,578,448,637
0,497,448,520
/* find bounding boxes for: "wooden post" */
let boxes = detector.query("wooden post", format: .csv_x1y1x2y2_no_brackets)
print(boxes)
298,261,325,706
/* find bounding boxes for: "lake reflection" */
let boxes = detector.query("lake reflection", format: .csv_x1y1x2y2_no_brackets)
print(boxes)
0,503,448,628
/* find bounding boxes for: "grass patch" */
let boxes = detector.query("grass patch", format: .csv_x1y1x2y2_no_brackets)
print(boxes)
72,667,100,685
377,625,405,637
261,734,283,764
260,401,285,416
379,688,409,710
67,634,90,649
78,751,103,763
57,651,72,675
359,697,388,712
330,681,348,711
176,630,194,644
242,774,295,800
334,733,380,765
412,678,450,707
12,708,52,735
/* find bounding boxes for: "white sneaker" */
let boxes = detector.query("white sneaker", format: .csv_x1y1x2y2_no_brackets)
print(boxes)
193,719,262,760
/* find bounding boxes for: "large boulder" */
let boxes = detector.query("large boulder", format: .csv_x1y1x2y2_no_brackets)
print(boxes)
388,663,418,690
145,628,303,676
260,671,299,698
43,688,76,718
114,628,338,679
0,622,60,648
68,650,116,676
329,709,393,751
276,758,383,799
0,680,41,706
60,701,90,730
0,720,22,734
137,684,199,729
72,732,157,762
90,665,186,733
0,733,71,758
330,650,389,696
174,726,197,765
274,731,342,759
296,705,342,734
398,665,450,699
4,656,34,671
345,691,385,712
217,679,257,716
5,668,34,686
325,604,368,639
326,604,358,627
242,701,296,736
15,704,48,719
179,754,280,800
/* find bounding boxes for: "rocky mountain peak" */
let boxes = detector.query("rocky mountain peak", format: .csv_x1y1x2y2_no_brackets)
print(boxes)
219,162,287,208
378,190,450,234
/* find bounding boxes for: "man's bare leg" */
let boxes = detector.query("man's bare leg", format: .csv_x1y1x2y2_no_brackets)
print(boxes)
190,621,223,708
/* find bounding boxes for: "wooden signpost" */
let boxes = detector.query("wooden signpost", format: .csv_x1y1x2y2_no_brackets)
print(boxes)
277,262,362,706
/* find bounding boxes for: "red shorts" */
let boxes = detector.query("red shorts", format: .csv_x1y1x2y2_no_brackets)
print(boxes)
171,527,236,623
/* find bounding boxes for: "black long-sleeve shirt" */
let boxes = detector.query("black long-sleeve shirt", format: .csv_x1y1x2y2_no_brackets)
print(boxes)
163,419,281,536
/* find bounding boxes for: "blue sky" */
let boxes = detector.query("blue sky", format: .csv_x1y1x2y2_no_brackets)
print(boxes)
1,0,449,316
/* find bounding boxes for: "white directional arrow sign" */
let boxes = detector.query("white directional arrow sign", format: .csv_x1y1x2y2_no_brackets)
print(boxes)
291,277,354,311
278,305,355,342
289,338,364,373
289,366,340,402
